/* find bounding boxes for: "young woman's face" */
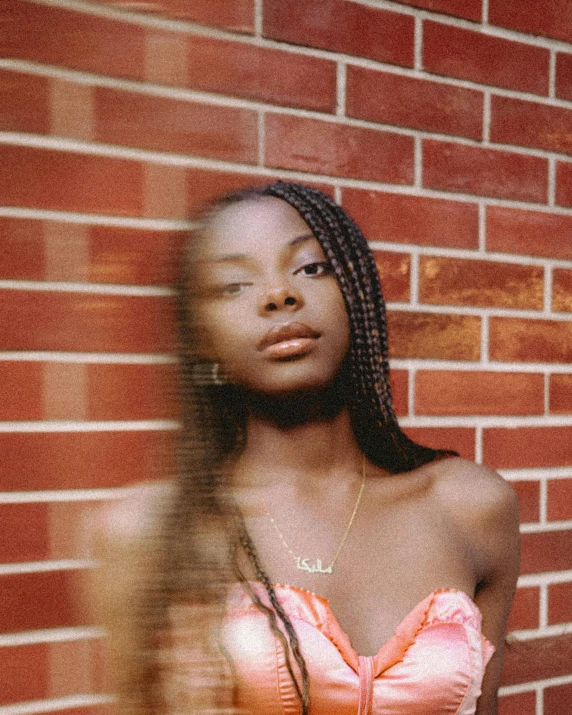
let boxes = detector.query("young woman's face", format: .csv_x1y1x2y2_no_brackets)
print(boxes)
194,197,351,395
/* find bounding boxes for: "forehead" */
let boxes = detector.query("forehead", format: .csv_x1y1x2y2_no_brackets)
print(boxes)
200,196,316,257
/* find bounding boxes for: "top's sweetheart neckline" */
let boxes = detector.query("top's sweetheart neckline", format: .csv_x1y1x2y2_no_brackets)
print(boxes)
233,582,494,665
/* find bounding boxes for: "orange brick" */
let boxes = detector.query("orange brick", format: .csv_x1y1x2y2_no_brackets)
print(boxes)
553,268,572,312
545,683,572,715
91,0,255,31
550,374,572,414
0,362,43,420
0,431,172,490
521,530,572,574
419,256,543,309
390,369,408,417
511,480,541,523
487,206,572,260
373,251,410,302
491,94,572,154
489,317,572,363
392,0,481,21
548,581,572,625
4,0,145,79
547,478,572,521
490,0,572,44
501,633,572,685
94,88,258,163
185,169,280,217
346,66,482,139
342,189,479,249
403,427,475,460
387,311,480,360
415,371,544,416
262,0,414,66
186,34,336,112
0,145,143,216
0,290,174,353
424,20,549,95
556,161,572,207
0,503,49,563
265,114,414,183
506,586,540,631
483,426,572,468
498,691,536,715
0,218,45,280
0,644,48,704
423,140,548,202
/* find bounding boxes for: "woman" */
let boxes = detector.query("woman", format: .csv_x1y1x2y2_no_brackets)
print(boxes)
93,181,520,715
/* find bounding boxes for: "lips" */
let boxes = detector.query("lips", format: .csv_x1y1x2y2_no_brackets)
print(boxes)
257,321,320,351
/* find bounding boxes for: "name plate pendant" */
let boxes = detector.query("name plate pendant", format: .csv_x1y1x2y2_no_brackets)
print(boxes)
295,556,333,575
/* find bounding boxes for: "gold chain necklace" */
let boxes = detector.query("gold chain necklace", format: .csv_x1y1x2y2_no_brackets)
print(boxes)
262,455,366,575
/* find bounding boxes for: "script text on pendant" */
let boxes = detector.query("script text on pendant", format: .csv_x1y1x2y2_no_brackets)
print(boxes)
295,557,333,574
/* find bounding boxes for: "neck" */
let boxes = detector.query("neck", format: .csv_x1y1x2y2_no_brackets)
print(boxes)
231,382,364,489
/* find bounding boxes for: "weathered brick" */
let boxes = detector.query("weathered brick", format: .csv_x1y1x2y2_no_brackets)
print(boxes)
506,586,540,631
511,480,541,523
487,206,572,260
550,374,572,413
553,269,572,312
489,0,572,44
490,317,572,363
548,581,572,625
555,161,572,207
373,251,411,302
419,255,543,309
547,478,572,521
387,311,480,360
484,427,572,468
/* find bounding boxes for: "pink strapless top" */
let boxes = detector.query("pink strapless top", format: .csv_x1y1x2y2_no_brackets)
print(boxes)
222,583,495,715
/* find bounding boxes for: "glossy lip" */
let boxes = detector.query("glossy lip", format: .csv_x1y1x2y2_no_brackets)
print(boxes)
257,321,320,352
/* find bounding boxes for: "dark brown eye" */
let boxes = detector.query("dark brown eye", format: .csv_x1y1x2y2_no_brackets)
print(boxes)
297,262,330,276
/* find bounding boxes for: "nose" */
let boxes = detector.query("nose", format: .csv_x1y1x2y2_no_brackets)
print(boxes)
258,280,304,314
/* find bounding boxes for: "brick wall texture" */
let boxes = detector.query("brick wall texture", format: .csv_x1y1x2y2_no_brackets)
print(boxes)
1,1,572,713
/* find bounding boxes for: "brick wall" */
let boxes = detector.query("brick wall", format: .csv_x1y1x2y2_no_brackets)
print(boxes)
1,1,572,713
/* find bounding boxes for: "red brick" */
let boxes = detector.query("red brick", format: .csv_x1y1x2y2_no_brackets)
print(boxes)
347,66,482,140
0,570,82,632
88,364,176,420
186,34,336,112
0,431,172,490
521,530,572,574
392,0,481,20
491,95,572,155
91,0,254,32
0,362,43,420
553,269,572,312
0,218,45,280
373,251,410,302
4,0,145,79
423,140,548,202
262,0,414,67
0,503,49,563
556,161,572,207
498,691,536,715
0,145,143,216
511,480,541,523
501,633,572,685
419,255,543,309
484,427,572,468
547,478,572,521
415,371,544,416
506,586,540,631
0,643,48,704
0,69,49,134
489,317,572,364
486,206,572,261
490,0,572,44
403,427,475,460
266,114,414,183
548,581,572,625
423,21,549,95
550,374,572,414
390,369,409,417
0,290,173,353
387,311,480,360
545,682,572,715
556,53,572,101
342,189,479,249
94,88,258,163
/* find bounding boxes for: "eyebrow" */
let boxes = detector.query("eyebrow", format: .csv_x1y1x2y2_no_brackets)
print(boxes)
204,232,315,263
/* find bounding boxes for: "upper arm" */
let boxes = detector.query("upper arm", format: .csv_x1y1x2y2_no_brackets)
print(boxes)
436,460,520,715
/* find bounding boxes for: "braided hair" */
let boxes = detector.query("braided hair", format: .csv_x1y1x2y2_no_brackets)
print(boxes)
132,181,453,715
